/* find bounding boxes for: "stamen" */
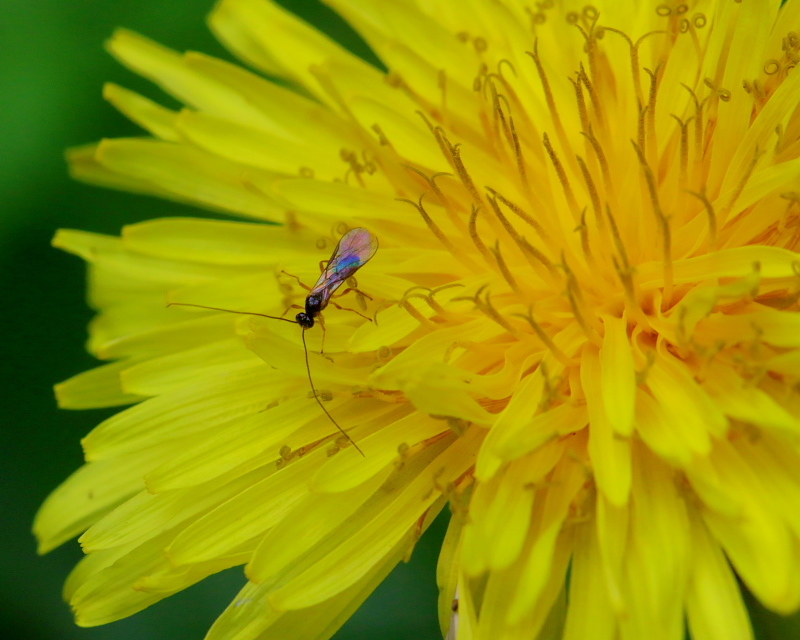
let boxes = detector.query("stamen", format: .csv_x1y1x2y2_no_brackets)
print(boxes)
402,164,446,203
670,114,690,186
576,208,592,262
644,65,662,159
779,191,800,233
570,76,592,137
569,19,599,81
468,204,494,264
491,61,534,137
371,124,393,148
484,194,552,284
426,283,466,316
486,187,549,240
680,84,703,168
605,28,665,105
527,41,572,160
604,28,641,103
637,100,648,154
404,292,444,317
491,241,522,293
477,289,527,339
485,77,513,145
581,125,612,193
578,63,604,127
417,111,458,173
396,195,480,272
398,295,435,327
340,149,366,188
450,141,484,206
401,165,466,235
718,148,761,225
632,141,673,309
543,132,580,219
685,188,717,248
508,116,528,188
517,236,560,280
605,205,631,275
562,256,603,345
510,306,572,367
388,72,442,123
575,155,603,228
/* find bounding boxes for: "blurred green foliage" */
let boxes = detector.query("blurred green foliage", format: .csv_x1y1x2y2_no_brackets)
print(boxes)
1,1,799,639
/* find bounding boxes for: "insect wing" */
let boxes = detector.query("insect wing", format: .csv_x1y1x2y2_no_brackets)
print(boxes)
312,228,378,294
333,227,379,266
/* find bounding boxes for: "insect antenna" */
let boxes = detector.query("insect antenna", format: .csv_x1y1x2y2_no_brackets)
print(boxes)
170,301,365,456
302,329,365,457
167,302,297,323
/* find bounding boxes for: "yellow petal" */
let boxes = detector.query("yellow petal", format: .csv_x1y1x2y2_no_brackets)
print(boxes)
595,493,628,614
562,521,616,640
581,346,631,506
205,538,406,640
618,449,690,640
56,359,148,409
95,138,281,219
270,177,417,221
106,28,279,129
175,110,348,180
79,463,274,552
166,449,323,565
686,516,754,640
311,409,445,493
647,351,726,446
102,83,179,141
34,443,182,553
702,361,800,435
69,537,169,626
437,514,465,638
507,456,585,623
703,440,798,612
245,466,392,584
472,458,543,573
635,389,698,466
209,0,380,101
637,245,800,285
599,314,636,435
67,143,177,198
400,361,496,425
122,217,318,265
706,0,773,201
475,527,571,639
90,309,238,360
82,364,274,460
698,307,800,349
121,339,261,396
267,428,479,610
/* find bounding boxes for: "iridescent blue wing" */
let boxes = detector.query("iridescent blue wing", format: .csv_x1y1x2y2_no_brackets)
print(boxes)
311,228,378,300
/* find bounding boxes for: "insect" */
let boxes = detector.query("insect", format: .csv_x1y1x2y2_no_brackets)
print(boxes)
170,227,379,456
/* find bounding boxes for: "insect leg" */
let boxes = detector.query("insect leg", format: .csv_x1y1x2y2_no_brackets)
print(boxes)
333,287,373,301
281,270,312,291
317,313,327,355
318,259,330,273
281,303,304,318
330,300,374,322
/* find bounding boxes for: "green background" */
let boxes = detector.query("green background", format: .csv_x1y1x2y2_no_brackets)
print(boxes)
0,1,798,639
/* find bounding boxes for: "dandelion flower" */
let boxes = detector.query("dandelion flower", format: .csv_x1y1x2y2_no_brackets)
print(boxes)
35,1,800,639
